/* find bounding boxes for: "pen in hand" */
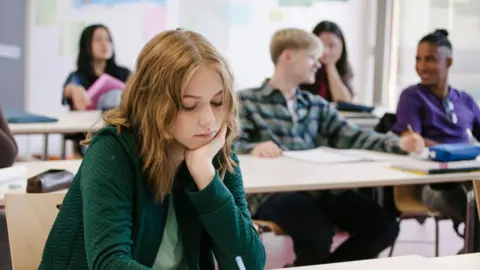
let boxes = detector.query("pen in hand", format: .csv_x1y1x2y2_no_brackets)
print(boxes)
407,124,417,143
236,256,246,270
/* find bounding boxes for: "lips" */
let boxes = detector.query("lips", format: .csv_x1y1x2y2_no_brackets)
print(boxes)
195,131,216,138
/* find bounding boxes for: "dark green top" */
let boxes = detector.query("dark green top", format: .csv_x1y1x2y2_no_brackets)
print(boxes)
39,126,266,270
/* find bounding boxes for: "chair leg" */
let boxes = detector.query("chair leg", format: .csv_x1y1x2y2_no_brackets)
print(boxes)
434,217,440,257
388,242,396,257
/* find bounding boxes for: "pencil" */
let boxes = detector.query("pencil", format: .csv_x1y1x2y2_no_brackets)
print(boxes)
407,124,417,142
235,256,246,270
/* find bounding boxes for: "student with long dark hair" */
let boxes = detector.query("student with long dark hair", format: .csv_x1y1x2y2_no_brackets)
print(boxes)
63,24,130,110
301,21,354,102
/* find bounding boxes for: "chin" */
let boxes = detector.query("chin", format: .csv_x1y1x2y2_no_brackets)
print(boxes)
185,139,211,151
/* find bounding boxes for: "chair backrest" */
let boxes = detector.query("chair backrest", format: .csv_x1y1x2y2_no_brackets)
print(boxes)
5,193,65,270
374,113,397,134
474,180,480,223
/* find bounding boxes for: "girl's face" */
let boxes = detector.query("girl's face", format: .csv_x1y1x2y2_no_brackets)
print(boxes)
91,27,113,61
171,65,227,150
318,32,343,65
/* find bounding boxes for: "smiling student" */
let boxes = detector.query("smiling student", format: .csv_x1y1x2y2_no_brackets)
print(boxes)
39,30,265,270
235,28,424,267
393,29,480,241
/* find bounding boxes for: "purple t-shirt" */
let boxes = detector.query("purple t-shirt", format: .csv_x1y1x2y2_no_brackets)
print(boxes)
393,84,480,144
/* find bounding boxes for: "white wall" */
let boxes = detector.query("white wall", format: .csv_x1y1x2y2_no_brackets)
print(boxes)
20,0,378,157
389,0,480,109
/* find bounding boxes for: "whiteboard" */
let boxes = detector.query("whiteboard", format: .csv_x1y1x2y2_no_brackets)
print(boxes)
26,0,377,114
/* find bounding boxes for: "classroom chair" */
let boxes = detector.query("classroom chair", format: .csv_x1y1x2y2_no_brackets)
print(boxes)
388,185,443,257
4,193,64,269
475,180,480,223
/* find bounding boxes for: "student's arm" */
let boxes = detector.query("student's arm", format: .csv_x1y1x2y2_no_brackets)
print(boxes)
319,102,405,153
81,135,152,270
392,89,423,136
0,107,18,168
325,63,353,102
186,153,266,270
467,94,480,141
234,99,260,154
63,72,90,110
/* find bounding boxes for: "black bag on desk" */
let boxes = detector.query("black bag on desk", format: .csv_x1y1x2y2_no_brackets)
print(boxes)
26,169,74,193
336,101,374,113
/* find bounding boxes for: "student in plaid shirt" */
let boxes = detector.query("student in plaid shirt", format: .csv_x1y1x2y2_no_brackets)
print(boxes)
235,28,425,267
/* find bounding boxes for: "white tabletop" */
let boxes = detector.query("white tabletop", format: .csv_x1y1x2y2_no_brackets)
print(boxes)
239,155,479,194
0,160,81,205
2,152,479,206
271,255,453,270
9,110,104,135
432,253,480,269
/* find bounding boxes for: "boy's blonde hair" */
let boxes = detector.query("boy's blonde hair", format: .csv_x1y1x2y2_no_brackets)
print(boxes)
270,28,324,64
86,30,239,201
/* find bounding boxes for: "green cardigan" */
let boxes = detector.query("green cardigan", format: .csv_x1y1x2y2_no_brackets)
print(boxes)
39,126,265,270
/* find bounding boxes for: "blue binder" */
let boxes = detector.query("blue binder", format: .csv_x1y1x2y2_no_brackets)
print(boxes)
5,110,58,123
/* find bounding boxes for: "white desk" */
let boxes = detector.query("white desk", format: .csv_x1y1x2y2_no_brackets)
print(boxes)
9,111,103,135
272,255,451,270
1,154,478,250
432,253,480,269
0,160,81,205
9,110,104,159
3,155,476,197
239,155,479,194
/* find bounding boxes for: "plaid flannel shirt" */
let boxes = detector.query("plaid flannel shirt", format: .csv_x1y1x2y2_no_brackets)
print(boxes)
235,80,406,216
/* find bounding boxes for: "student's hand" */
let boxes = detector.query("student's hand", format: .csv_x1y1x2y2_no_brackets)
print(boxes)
251,141,283,158
399,133,425,154
185,125,227,190
69,85,91,110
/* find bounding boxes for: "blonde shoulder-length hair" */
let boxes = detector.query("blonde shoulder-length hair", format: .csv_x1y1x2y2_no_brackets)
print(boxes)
86,29,239,200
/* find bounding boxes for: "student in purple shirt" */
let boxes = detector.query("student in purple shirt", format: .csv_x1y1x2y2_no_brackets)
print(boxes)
393,29,480,233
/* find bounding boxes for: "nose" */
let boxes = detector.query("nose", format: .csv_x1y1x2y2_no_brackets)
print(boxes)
199,105,215,127
314,59,321,69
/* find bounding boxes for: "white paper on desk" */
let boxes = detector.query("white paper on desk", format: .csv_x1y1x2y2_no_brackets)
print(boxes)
0,166,27,184
334,149,399,161
283,147,364,164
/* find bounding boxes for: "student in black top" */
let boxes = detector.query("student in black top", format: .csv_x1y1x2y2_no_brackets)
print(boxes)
63,24,131,110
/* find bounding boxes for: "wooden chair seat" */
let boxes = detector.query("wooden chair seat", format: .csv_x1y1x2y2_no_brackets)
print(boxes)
5,193,65,269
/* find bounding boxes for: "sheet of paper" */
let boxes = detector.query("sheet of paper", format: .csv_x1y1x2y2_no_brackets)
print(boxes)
283,147,364,164
60,21,87,57
334,149,405,162
0,44,22,60
35,0,58,26
0,166,27,184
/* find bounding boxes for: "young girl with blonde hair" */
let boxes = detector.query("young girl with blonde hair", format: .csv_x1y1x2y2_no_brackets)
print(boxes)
39,29,265,270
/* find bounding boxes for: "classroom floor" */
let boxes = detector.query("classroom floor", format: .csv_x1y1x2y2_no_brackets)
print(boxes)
262,217,464,269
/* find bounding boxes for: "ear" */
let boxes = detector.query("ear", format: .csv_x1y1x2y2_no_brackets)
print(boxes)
282,49,292,61
446,56,453,68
